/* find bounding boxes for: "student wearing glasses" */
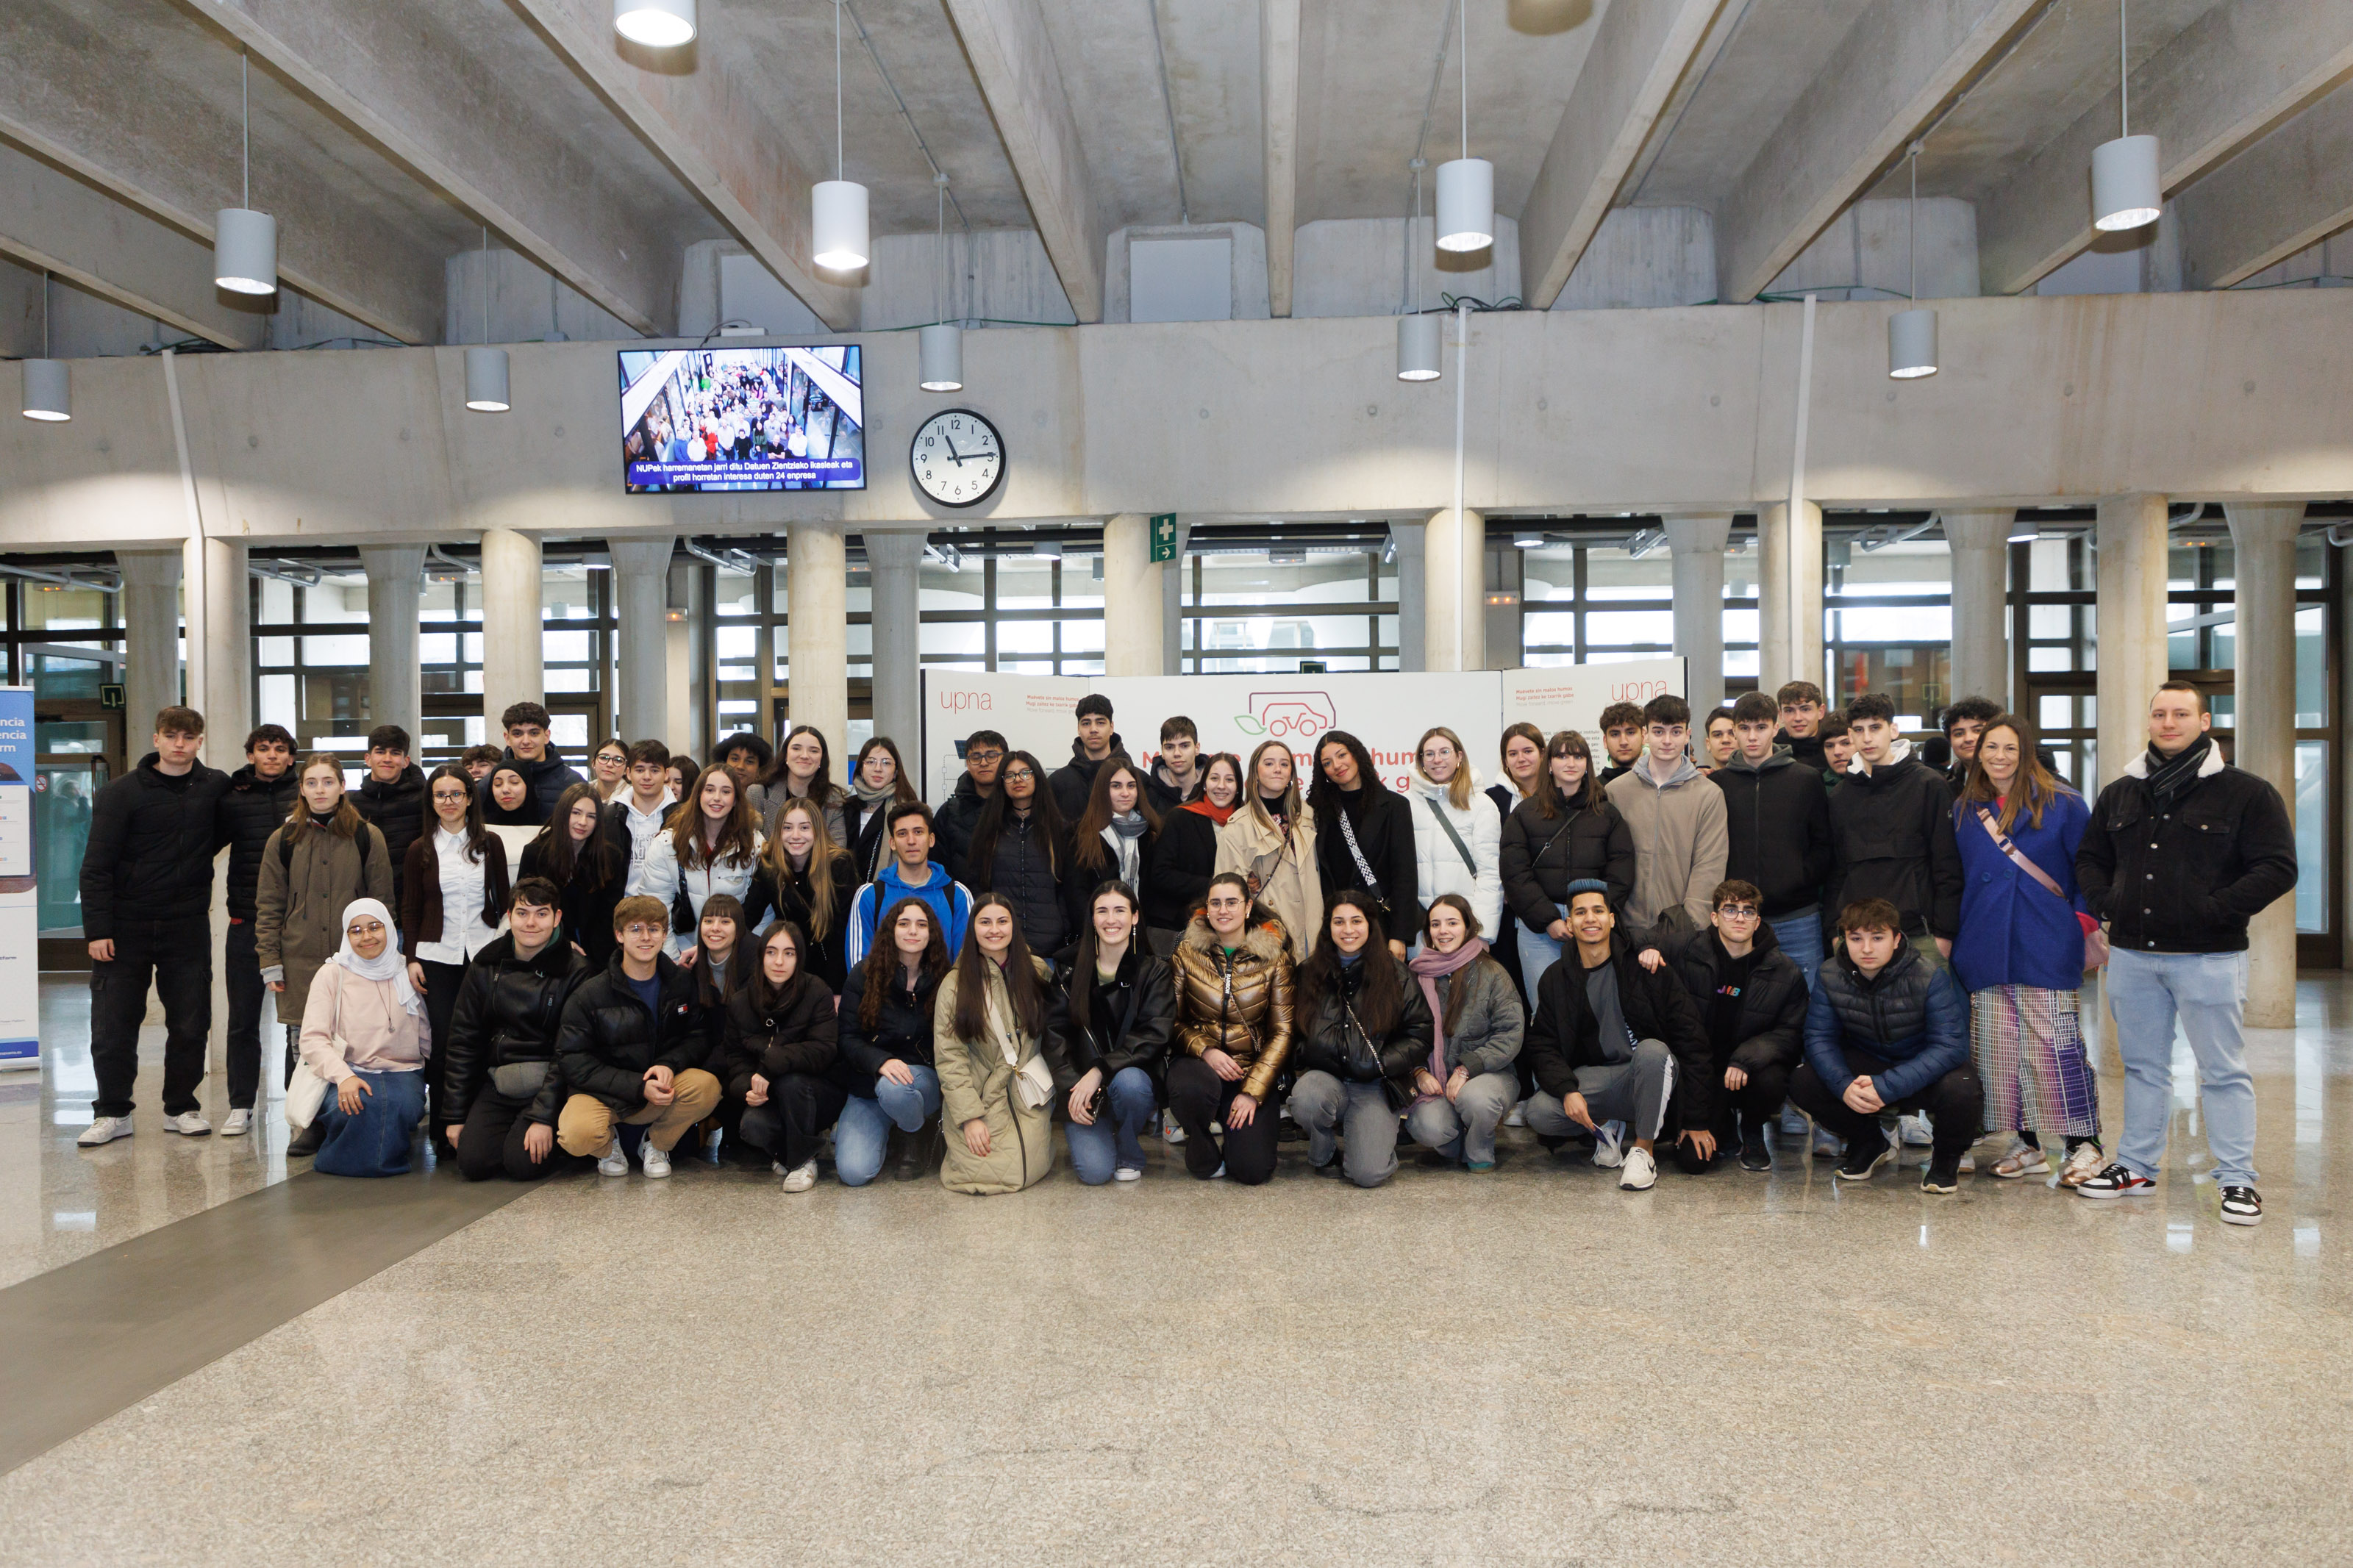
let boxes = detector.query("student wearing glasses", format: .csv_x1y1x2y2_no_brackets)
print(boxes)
1637,880,1810,1173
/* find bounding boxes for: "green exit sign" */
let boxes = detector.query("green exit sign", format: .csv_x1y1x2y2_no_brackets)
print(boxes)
99,683,125,710
1149,513,1178,564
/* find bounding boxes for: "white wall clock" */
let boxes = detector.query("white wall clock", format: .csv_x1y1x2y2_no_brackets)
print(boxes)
910,408,1005,508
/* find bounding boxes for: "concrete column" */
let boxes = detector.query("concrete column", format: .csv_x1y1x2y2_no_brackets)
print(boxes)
2226,501,2304,1025
1423,507,1485,673
666,562,702,759
479,529,543,735
786,523,849,763
1101,514,1165,678
1758,500,1823,694
1943,510,2013,712
607,536,674,744
864,530,924,751
1160,518,1192,676
200,537,250,764
1390,520,1426,673
359,545,425,745
2094,495,2171,792
1664,514,1732,712
115,548,182,737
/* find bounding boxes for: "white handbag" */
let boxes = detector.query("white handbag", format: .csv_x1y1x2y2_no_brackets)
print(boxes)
284,1054,332,1130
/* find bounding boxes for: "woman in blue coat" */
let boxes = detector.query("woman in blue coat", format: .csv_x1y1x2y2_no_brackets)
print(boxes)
1952,715,2102,1186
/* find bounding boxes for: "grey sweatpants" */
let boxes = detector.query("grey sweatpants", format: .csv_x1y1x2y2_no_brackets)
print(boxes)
1289,1071,1400,1188
1404,1070,1518,1165
1522,1038,1677,1142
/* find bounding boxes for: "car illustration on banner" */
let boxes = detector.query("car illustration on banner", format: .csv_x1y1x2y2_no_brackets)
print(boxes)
1232,691,1338,742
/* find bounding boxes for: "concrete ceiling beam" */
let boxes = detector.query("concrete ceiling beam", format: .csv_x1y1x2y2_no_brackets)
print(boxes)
1713,0,2042,305
197,0,676,337
1263,0,1301,318
1978,0,2353,296
1520,0,1728,310
2176,82,2353,291
0,21,443,343
508,0,858,332
0,141,268,349
942,0,1107,323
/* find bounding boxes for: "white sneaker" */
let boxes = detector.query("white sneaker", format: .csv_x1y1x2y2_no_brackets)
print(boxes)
221,1108,253,1136
1618,1145,1658,1191
1590,1123,1624,1169
597,1136,629,1176
1161,1111,1186,1145
639,1136,672,1179
1898,1114,1934,1148
1812,1125,1843,1159
163,1111,213,1136
1504,1101,1526,1129
1114,1164,1143,1182
1210,1161,1227,1179
77,1115,132,1148
2060,1142,2107,1188
782,1159,818,1193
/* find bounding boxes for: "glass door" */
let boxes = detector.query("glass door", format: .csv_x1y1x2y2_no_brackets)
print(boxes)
32,706,122,938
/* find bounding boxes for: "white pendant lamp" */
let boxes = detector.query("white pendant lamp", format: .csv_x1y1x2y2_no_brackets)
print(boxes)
464,227,509,412
2092,0,2161,232
613,0,696,47
812,0,869,270
214,56,277,295
1397,158,1440,381
21,271,68,422
1434,0,1491,252
1888,143,1938,380
920,173,961,390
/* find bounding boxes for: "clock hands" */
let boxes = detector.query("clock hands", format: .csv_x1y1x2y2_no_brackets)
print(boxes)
941,434,965,465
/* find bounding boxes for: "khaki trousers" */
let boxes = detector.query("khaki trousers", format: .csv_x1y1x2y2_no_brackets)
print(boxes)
557,1069,722,1156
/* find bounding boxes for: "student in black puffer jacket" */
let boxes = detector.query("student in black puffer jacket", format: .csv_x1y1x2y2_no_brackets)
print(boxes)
217,726,303,1126
1307,733,1418,954
718,919,843,1189
351,725,428,906
550,896,723,1177
1500,731,1635,995
1639,878,1810,1174
832,895,954,1186
440,879,591,1182
961,751,1073,964
1287,893,1433,1189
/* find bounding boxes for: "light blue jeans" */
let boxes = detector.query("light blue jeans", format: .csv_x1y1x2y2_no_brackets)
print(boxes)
1770,910,1824,991
1064,1067,1157,1184
1517,912,1566,1003
2106,948,2257,1187
833,1065,942,1187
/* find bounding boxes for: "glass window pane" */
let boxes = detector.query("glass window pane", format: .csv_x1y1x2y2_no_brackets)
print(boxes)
1585,609,1671,645
299,579,368,623
2296,606,2326,728
2296,741,2327,934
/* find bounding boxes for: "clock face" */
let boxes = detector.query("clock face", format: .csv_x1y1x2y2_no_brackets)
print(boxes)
910,409,1005,509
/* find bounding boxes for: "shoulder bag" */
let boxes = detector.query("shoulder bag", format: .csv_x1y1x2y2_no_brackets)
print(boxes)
1425,799,1479,878
1974,806,2108,970
1335,806,1390,914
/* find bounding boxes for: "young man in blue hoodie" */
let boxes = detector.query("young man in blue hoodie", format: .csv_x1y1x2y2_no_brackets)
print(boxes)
846,800,974,965
1788,897,1982,1193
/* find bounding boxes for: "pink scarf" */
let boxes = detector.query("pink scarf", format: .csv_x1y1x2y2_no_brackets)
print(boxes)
1406,937,1487,1102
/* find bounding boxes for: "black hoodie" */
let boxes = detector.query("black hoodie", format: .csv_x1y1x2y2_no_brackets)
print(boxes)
218,762,302,921
1824,743,1963,940
1654,923,1808,1128
1049,732,1124,821
1710,748,1832,918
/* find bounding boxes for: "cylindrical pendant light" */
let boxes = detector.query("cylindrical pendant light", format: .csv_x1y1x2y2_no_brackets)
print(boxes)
613,0,696,46
2092,1,2161,232
1888,144,1937,379
919,323,963,392
1432,0,1491,252
1397,313,1441,382
465,347,510,412
1888,309,1938,379
811,1,869,270
21,272,68,421
213,58,276,294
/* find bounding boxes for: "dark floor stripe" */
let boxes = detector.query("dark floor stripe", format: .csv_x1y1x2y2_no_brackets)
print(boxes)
0,1167,533,1475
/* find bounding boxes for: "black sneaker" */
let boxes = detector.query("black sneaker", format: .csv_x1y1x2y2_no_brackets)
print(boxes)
1920,1160,1960,1194
1735,1115,1771,1171
1835,1134,1892,1182
2219,1186,2264,1226
2075,1162,2156,1200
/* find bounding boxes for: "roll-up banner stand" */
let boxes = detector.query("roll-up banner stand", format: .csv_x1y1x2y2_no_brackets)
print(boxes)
918,660,1685,804
0,687,38,1070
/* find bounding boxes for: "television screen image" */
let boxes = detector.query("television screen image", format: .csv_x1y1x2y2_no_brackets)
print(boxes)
618,345,865,493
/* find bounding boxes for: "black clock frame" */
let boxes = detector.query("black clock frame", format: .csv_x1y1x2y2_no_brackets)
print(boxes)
909,407,1006,509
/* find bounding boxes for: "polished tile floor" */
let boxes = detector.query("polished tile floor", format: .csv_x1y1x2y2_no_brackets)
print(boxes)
2,973,2349,1565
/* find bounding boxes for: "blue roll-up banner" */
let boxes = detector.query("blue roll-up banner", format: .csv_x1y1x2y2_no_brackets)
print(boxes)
0,688,35,1070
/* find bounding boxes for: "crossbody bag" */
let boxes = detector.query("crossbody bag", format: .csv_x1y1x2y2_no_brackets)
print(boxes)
1974,806,2108,970
1425,802,1479,877
1335,808,1390,914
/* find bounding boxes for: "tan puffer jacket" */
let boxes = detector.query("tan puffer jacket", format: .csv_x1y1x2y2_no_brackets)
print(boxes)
1171,918,1296,1101
255,819,396,1017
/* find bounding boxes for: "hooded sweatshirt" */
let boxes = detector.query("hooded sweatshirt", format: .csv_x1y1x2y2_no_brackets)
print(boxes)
846,859,974,968
1604,753,1729,937
1710,745,1833,919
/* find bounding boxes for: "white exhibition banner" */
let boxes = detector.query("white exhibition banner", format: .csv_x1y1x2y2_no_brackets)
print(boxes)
918,659,1685,802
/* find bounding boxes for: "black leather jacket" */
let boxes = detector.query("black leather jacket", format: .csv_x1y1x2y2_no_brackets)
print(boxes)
1292,953,1433,1087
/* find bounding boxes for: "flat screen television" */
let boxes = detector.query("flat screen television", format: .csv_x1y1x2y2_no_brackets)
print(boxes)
618,345,865,493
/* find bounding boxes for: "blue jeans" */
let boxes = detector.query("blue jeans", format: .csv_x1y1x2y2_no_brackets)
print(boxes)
1517,912,1565,1003
1063,1066,1157,1184
1770,910,1824,991
2106,948,2257,1186
311,1068,426,1178
834,1065,942,1187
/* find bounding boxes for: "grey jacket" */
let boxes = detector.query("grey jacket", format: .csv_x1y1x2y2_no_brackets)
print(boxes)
1421,953,1524,1078
1604,755,1729,937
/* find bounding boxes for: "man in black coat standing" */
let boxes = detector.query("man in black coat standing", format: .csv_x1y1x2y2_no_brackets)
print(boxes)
215,723,301,1135
1824,692,1962,966
2074,681,2297,1226
77,706,233,1146
351,723,427,906
1049,693,1121,820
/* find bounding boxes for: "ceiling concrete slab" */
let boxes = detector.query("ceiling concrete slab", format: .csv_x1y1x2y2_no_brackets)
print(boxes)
1630,0,1875,208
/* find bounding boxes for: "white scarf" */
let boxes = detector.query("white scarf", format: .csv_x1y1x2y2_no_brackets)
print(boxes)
332,898,424,1016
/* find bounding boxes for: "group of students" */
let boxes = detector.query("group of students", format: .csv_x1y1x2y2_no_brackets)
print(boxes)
74,678,2296,1222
